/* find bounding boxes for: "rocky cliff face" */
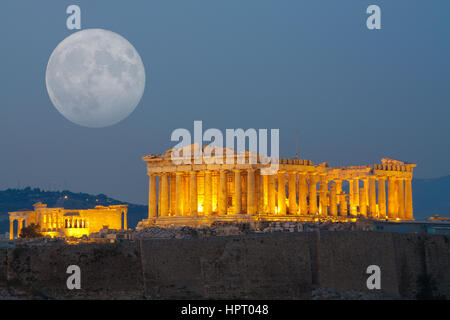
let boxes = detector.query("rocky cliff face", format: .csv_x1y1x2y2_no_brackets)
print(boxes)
1,231,449,299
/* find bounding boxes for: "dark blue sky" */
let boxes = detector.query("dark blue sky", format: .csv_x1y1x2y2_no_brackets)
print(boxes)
0,1,449,204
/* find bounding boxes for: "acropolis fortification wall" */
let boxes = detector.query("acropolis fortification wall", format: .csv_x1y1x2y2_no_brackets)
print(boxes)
1,232,449,299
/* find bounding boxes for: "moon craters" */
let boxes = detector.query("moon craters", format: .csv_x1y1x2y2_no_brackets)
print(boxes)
45,29,146,128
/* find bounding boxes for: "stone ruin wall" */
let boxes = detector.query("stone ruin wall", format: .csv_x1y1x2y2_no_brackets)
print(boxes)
0,231,449,299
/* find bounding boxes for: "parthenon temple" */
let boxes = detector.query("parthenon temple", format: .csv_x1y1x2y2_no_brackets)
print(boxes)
138,145,416,228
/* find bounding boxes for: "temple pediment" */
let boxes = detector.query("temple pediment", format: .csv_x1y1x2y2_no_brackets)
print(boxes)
381,158,406,165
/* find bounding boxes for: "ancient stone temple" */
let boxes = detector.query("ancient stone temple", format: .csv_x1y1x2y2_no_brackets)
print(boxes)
137,145,416,228
9,202,128,239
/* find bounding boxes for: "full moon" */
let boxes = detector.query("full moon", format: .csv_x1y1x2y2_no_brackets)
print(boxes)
46,29,146,128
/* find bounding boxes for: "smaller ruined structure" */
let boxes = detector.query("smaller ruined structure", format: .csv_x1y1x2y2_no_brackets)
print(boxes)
8,202,127,239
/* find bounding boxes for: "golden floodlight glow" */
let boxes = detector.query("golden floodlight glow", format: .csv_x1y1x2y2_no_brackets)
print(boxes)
138,147,416,228
8,202,128,240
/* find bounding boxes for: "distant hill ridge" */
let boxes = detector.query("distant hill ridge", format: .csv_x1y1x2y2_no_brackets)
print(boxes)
0,175,449,233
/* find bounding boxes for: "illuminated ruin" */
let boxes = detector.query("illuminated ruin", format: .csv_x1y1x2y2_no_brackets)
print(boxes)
138,145,415,228
9,202,127,239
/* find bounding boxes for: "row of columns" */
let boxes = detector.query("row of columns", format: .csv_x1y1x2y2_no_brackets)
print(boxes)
64,218,88,228
386,177,413,220
149,169,260,218
43,213,60,230
148,170,413,220
346,176,412,219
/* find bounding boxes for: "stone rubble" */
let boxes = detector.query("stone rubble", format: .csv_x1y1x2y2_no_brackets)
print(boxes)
312,286,390,300
130,220,369,240
132,226,199,240
1,220,373,244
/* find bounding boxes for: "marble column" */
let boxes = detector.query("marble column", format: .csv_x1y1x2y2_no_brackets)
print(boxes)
256,171,263,214
148,174,157,218
405,178,413,220
397,178,405,220
158,175,161,216
353,178,360,211
387,176,396,219
183,174,189,215
244,174,248,214
190,171,198,216
309,175,318,215
361,179,369,215
247,169,256,215
393,177,399,218
218,170,227,215
339,194,347,217
378,177,387,219
278,172,286,215
348,179,354,212
329,182,337,216
9,219,13,239
368,177,377,218
177,172,185,216
175,172,183,216
212,173,217,214
160,173,169,217
263,174,269,214
268,174,276,214
17,219,23,238
336,180,342,204
298,173,308,215
170,174,176,216
204,171,213,216
233,170,242,214
319,175,328,216
364,179,369,206
288,172,297,215
359,187,367,217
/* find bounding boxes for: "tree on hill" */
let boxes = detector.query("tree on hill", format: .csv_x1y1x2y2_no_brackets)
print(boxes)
19,223,43,239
